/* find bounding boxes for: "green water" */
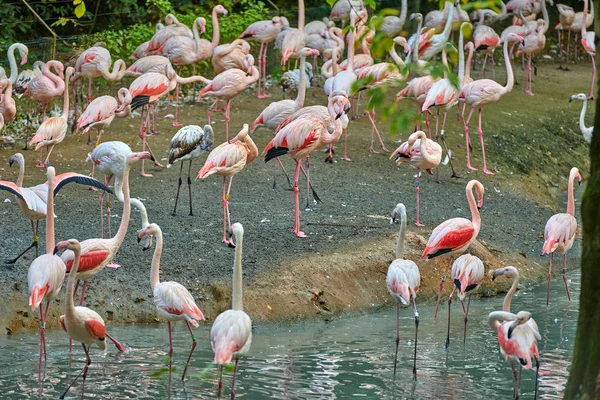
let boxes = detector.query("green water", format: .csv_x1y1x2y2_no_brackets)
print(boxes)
0,271,579,399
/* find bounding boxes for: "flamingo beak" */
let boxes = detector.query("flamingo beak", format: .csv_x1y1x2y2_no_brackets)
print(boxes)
492,269,502,281
507,320,519,339
53,246,59,255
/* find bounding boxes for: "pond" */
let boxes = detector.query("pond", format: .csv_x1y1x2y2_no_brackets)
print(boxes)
0,270,578,399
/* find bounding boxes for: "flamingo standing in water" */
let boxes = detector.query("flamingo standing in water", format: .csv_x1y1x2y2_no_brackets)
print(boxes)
138,223,205,380
75,88,132,146
444,253,484,347
197,124,258,247
569,93,593,142
211,222,252,398
458,33,524,174
198,54,259,141
581,0,596,99
25,60,65,121
542,167,582,306
167,124,214,216
422,180,485,319
390,131,442,227
386,203,420,379
29,67,74,168
240,16,286,98
54,239,125,399
490,266,541,400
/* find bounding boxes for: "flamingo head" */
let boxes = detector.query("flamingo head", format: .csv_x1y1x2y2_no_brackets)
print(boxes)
300,47,320,59
508,33,525,45
393,36,410,55
115,88,131,112
201,124,214,150
570,167,583,186
214,5,228,16
137,223,160,251
128,151,154,165
507,311,533,339
9,153,24,168
465,41,475,52
492,266,519,281
244,54,255,73
53,239,81,255
569,93,587,103
197,17,207,35
280,16,290,27
409,13,423,23
390,203,407,225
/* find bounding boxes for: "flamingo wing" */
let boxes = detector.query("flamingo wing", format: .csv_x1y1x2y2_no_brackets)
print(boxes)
211,309,252,364
84,318,107,340
154,281,205,325
0,180,27,203
52,172,114,195
422,217,475,259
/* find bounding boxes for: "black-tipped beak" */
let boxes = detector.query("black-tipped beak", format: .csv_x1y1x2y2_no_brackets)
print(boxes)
345,105,351,114
507,321,518,339
477,205,482,211
569,97,573,103
578,180,581,186
201,143,211,151
9,160,14,167
492,270,500,281
137,236,141,244
143,245,150,251
335,111,343,120
150,155,156,162
53,246,59,255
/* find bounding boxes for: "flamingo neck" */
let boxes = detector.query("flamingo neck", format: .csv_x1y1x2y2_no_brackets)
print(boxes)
417,131,437,164
399,0,408,28
582,0,589,35
111,164,132,247
2,81,14,106
232,230,244,311
45,173,55,253
440,3,454,41
47,64,64,93
211,9,221,49
7,44,21,84
466,181,481,233
413,18,423,64
389,45,406,70
244,134,259,164
458,28,465,88
295,53,307,106
578,99,593,143
66,245,81,316
395,210,406,259
15,156,25,188
488,310,515,332
105,60,125,80
465,46,474,80
150,226,163,291
503,272,519,312
441,46,448,78
298,0,305,30
567,170,577,216
346,18,356,73
541,0,549,33
193,18,202,54
501,36,514,94
62,69,72,119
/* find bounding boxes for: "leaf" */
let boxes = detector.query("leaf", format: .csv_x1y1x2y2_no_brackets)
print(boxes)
73,0,82,4
74,2,86,18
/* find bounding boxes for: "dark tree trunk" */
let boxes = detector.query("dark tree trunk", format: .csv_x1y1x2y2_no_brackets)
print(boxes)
564,3,600,397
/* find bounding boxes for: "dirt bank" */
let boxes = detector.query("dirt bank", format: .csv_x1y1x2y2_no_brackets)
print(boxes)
0,61,588,334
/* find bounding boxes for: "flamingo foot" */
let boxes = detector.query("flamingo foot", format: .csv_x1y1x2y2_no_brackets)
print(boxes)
222,238,235,248
415,222,425,227
295,231,307,238
588,95,594,100
466,164,478,171
369,148,380,154
35,162,46,168
324,156,333,163
525,90,535,96
141,172,153,178
172,122,183,127
341,157,352,162
106,262,120,269
482,168,495,175
257,94,272,99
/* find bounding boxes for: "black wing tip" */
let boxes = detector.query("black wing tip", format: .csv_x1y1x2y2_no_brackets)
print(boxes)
131,95,150,111
426,248,453,259
264,147,289,163
54,176,114,195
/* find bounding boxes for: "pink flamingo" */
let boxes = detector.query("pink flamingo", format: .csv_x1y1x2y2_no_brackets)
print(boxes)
130,22,165,60
557,4,575,63
381,0,408,37
421,179,485,319
263,95,349,237
13,61,44,99
567,0,594,63
54,238,125,399
145,14,193,55
542,167,582,306
390,131,442,227
72,45,126,105
386,203,420,378
198,54,259,141
418,1,454,61
444,253,484,347
280,0,307,66
329,0,365,22
212,39,251,74
197,124,258,247
581,0,595,99
0,79,16,125
516,20,547,96
24,60,65,120
0,43,28,84
240,16,286,98
569,93,593,143
458,33,523,175
211,222,252,398
490,266,541,400
137,223,205,380
75,88,132,146
29,66,74,168
474,11,500,79
60,152,152,310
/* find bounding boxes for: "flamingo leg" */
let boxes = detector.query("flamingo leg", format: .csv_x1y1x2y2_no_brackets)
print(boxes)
87,78,93,104
181,321,197,381
301,163,321,204
257,43,264,98
172,162,184,215
304,156,312,211
59,343,91,400
415,168,424,227
574,34,579,63
79,281,88,306
588,55,596,100
106,192,112,239
167,322,173,372
566,29,571,65
525,54,534,96
187,160,194,216
481,53,489,79
534,358,540,399
221,177,228,244
491,53,496,81
434,256,453,319
293,160,307,237
393,301,400,379
341,128,351,162
434,109,440,183
273,157,293,190
563,254,571,301
38,302,47,370
225,100,232,141
547,252,553,306
217,365,224,399
230,358,240,399
106,333,126,352
464,107,477,171
445,287,455,348
141,107,152,178
477,109,494,175
412,297,419,380
439,112,460,178
173,83,182,127
367,108,388,153
263,43,271,97
511,363,519,400
463,294,472,344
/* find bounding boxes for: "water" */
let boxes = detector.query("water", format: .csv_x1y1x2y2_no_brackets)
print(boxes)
0,271,579,399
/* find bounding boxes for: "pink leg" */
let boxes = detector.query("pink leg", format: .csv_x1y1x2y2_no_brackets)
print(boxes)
366,109,388,153
42,104,47,121
563,254,571,301
434,257,453,319
221,177,228,244
589,55,596,100
88,78,92,104
225,100,231,141
141,109,153,177
262,43,271,97
574,34,579,63
425,112,432,139
525,54,534,96
79,281,88,306
181,321,197,381
464,107,477,171
36,148,45,168
225,177,234,247
106,333,126,352
99,188,106,238
341,128,351,162
567,29,571,63
293,160,307,237
547,252,553,306
256,43,264,98
173,83,182,127
415,168,424,226
477,109,494,175
167,322,173,372
481,53,489,79
231,358,240,398
38,302,47,370
43,144,56,166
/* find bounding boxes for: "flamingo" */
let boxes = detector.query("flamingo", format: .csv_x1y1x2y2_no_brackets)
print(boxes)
422,180,485,319
211,222,252,398
54,239,125,399
380,0,408,37
329,0,365,23
557,4,575,64
567,0,594,63
386,203,420,379
28,167,112,370
29,66,74,168
13,60,45,99
75,88,132,146
516,20,547,96
390,131,442,227
459,33,524,175
490,266,541,400
0,154,112,265
474,10,501,79
419,1,454,61
240,16,286,98
263,95,349,237
24,60,65,121
168,124,214,216
280,0,307,66
198,54,259,141
444,253,484,348
212,39,251,74
0,43,28,84
581,0,595,99
197,124,258,247
569,93,593,143
145,14,194,55
0,79,16,125
59,152,153,309
72,45,126,105
137,223,205,380
543,167,582,306
130,22,165,60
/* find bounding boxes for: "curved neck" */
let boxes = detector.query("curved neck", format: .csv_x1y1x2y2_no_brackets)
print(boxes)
177,73,211,85
567,171,577,216
346,19,356,73
412,18,423,64
211,9,221,49
541,0,549,32
193,19,202,53
66,246,81,315
399,0,408,28
440,4,454,40
295,53,307,106
466,183,481,233
46,64,64,93
111,164,132,246
501,37,514,94
130,198,149,227
298,0,305,30
244,134,259,164
8,45,20,84
583,0,589,35
488,310,516,332
45,174,55,253
465,46,474,80
150,228,163,291
416,131,437,164
578,99,593,142
232,231,244,311
441,46,449,77
395,211,406,259
246,66,260,86
332,47,340,75
389,45,406,70
16,157,25,187
503,272,519,312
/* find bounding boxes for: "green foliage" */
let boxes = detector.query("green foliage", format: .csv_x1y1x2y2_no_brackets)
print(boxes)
92,23,155,60
73,0,87,19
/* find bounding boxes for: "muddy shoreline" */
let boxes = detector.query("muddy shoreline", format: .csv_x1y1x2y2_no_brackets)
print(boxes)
0,62,588,334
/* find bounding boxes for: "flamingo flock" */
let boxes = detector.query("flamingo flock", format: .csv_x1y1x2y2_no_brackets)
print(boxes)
0,0,591,398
